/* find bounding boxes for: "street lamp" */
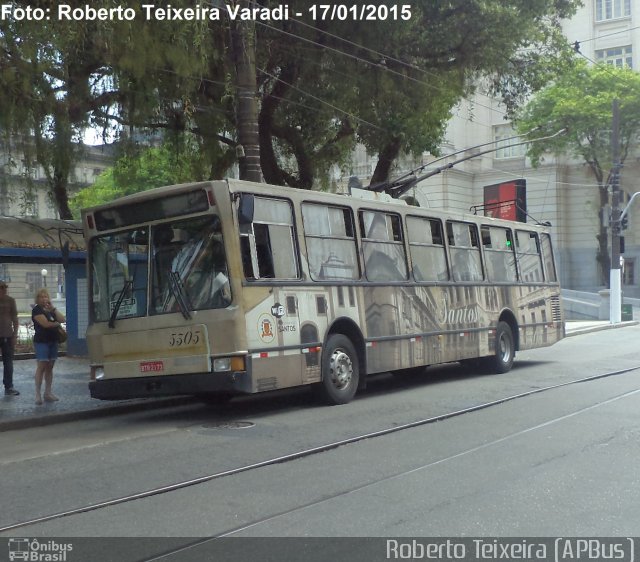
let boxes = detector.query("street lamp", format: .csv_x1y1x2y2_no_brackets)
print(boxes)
41,268,48,288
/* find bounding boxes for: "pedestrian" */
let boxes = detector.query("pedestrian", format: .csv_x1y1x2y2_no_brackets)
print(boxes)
0,280,20,396
32,288,65,405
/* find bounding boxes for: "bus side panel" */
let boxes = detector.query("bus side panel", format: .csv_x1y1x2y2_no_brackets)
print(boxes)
244,286,310,392
364,284,488,374
516,285,564,350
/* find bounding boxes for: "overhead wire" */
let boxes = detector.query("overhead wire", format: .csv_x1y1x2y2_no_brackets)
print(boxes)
257,18,510,120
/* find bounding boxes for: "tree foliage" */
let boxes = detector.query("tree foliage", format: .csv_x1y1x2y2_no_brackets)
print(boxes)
255,0,578,188
0,0,213,218
515,60,640,284
0,0,580,217
70,140,211,214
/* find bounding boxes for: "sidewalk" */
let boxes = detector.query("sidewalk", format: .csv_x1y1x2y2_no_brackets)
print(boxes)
0,356,191,432
0,320,637,431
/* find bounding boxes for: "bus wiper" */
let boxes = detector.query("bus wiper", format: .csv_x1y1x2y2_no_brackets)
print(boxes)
109,280,133,329
168,270,192,320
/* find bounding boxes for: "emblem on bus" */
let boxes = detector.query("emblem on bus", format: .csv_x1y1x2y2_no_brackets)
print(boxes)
258,314,275,343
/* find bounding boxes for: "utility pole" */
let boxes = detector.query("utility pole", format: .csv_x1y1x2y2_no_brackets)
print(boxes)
229,0,262,182
610,99,622,324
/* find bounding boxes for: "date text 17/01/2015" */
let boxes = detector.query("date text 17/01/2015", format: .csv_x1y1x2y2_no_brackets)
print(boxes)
1,4,413,23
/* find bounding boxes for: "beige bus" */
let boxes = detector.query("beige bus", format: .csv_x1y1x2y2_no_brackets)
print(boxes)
82,179,564,405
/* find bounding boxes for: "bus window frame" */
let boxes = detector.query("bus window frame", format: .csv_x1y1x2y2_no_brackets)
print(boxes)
480,224,518,283
301,201,361,282
358,208,409,282
515,229,545,283
446,220,485,283
406,214,450,283
540,233,558,283
239,194,301,282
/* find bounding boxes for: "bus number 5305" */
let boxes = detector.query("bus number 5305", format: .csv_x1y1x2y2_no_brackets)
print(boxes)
169,330,201,347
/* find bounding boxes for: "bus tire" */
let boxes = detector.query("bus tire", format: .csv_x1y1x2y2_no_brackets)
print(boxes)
315,334,359,405
491,321,515,374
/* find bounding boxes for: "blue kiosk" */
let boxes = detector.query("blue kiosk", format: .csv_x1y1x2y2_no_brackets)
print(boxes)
0,217,87,356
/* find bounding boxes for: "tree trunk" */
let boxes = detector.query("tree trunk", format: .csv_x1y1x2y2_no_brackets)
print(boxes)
259,64,298,186
369,136,402,188
230,7,261,183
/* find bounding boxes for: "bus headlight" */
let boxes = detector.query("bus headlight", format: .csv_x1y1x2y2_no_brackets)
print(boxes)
213,356,245,372
91,366,105,380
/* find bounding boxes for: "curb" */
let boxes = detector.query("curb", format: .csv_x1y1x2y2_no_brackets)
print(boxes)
0,395,196,432
3,321,637,432
565,320,639,337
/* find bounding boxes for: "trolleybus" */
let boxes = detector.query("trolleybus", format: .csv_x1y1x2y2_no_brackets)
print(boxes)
83,179,564,405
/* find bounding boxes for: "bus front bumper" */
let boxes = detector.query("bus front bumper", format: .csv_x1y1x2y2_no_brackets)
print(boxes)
89,371,252,400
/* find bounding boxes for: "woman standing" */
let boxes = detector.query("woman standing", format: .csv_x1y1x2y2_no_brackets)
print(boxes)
32,288,65,405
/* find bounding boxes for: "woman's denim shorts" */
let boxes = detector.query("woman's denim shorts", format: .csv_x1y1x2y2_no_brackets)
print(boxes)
35,342,58,362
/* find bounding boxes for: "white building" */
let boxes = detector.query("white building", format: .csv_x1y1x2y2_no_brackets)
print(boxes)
340,0,640,296
0,142,114,311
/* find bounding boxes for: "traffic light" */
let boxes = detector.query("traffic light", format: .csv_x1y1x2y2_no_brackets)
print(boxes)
621,215,629,230
620,236,625,254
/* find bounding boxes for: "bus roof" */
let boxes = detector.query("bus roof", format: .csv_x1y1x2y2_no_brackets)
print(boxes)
81,178,551,233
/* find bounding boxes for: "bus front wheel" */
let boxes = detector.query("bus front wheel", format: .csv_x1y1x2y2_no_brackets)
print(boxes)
490,321,515,374
315,334,359,405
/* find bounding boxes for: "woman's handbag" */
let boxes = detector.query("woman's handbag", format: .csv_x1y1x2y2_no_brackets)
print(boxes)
57,326,68,344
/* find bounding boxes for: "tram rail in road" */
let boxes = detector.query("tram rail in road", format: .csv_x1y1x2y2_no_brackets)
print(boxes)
2,364,639,536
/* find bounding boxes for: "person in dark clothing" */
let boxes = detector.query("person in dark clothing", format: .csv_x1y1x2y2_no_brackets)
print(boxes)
32,288,66,405
0,280,20,396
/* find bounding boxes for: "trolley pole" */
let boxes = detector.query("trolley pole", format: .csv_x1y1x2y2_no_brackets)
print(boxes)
610,99,622,324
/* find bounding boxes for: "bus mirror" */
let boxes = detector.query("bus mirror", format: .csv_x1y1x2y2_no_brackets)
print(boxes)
238,194,255,224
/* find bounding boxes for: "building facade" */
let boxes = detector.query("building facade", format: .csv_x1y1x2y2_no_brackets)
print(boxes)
0,143,114,312
339,0,640,296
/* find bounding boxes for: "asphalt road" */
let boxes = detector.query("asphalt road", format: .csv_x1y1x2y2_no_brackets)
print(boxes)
1,325,640,560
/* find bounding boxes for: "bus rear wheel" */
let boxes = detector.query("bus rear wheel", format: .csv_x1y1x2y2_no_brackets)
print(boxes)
315,334,359,405
489,321,515,373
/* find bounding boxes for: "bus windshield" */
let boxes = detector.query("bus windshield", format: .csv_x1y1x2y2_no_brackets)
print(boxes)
90,215,230,323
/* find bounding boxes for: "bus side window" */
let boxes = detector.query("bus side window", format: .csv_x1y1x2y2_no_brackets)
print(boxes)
240,235,255,278
407,216,448,282
516,230,544,282
481,225,517,282
447,221,483,282
241,196,299,280
254,224,275,278
540,233,557,282
360,210,408,282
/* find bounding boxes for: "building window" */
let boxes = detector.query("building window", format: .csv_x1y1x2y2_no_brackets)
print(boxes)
493,124,526,159
596,46,632,68
596,0,630,21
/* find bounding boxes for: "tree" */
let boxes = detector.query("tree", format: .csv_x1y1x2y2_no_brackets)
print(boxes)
70,141,210,214
0,1,212,219
515,61,640,285
2,0,580,212
255,0,579,189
